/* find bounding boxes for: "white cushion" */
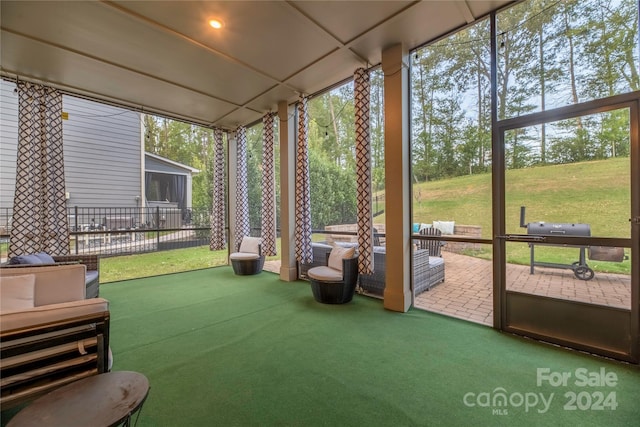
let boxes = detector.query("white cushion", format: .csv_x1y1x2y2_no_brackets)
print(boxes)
420,223,432,230
0,274,35,313
229,252,260,261
328,246,355,272
0,264,86,306
429,257,445,267
433,220,455,235
308,266,343,282
239,236,262,254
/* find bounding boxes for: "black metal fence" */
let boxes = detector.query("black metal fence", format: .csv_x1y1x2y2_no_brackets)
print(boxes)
0,205,346,260
0,206,214,257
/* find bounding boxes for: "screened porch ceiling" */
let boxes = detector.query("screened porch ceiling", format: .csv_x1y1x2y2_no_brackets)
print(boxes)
1,0,512,130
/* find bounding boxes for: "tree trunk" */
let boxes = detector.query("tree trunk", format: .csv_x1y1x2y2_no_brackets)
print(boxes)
477,60,483,170
563,6,584,138
328,97,340,165
539,26,546,164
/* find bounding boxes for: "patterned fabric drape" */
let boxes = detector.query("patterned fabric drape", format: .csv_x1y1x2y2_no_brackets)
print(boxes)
354,68,373,275
234,126,250,250
260,113,277,256
295,97,313,264
9,82,69,258
209,128,226,250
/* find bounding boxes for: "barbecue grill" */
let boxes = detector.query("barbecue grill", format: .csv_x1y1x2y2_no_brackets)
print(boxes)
519,206,594,280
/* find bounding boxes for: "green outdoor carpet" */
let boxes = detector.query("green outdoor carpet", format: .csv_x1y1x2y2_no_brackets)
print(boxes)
4,267,639,426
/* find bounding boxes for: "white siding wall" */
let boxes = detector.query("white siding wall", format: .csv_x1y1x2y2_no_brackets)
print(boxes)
0,80,142,209
63,95,141,207
0,81,19,209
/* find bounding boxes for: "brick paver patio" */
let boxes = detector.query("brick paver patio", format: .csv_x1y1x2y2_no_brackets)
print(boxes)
414,252,631,326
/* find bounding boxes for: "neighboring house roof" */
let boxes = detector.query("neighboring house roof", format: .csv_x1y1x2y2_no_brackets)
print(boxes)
145,152,200,175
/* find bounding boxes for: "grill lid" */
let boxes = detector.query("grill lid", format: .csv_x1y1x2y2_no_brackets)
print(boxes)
526,222,591,237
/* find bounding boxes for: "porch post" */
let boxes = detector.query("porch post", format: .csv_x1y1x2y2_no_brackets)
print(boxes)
278,100,298,281
382,43,412,312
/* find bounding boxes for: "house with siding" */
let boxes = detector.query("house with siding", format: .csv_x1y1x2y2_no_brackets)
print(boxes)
144,152,199,229
0,80,197,229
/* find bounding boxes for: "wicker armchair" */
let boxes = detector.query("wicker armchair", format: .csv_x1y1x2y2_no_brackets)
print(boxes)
4,253,100,298
415,227,446,294
418,227,446,256
307,249,358,304
298,243,334,279
358,248,445,297
414,249,445,294
0,264,110,409
229,236,265,275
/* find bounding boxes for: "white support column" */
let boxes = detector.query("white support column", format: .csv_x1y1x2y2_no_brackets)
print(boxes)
278,100,298,281
228,131,238,252
382,43,412,312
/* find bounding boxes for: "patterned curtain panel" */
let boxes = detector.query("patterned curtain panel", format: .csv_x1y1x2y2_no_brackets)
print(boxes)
210,128,226,251
354,68,373,275
260,113,277,256
295,97,313,264
234,126,250,250
9,82,69,258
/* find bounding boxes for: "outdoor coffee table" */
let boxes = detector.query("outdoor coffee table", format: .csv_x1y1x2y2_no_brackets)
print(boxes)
7,371,149,427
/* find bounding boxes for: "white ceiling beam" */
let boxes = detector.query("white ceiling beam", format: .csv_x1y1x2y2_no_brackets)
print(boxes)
456,1,476,24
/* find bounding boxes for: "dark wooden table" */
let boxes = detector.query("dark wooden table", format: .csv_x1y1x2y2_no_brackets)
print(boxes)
7,371,149,427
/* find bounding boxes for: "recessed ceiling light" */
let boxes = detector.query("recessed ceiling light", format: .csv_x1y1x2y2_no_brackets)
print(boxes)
209,19,223,29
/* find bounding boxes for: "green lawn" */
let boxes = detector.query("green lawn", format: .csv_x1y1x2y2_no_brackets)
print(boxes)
379,157,631,274
100,246,228,283
101,238,284,283
406,157,630,237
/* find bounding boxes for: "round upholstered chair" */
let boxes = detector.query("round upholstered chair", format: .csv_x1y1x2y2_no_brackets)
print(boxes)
229,236,265,275
307,246,358,304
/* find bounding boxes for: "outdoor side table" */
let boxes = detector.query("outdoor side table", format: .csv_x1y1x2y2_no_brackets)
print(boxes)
7,371,149,427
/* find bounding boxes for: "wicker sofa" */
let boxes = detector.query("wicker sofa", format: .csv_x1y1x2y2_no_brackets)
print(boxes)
0,264,110,409
358,247,445,297
4,253,100,298
299,243,445,297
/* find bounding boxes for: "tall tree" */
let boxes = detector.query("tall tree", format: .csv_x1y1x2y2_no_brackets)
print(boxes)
370,69,385,192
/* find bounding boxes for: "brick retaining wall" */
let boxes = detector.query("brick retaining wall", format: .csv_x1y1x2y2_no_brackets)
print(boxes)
324,223,386,245
323,223,481,253
442,225,482,254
